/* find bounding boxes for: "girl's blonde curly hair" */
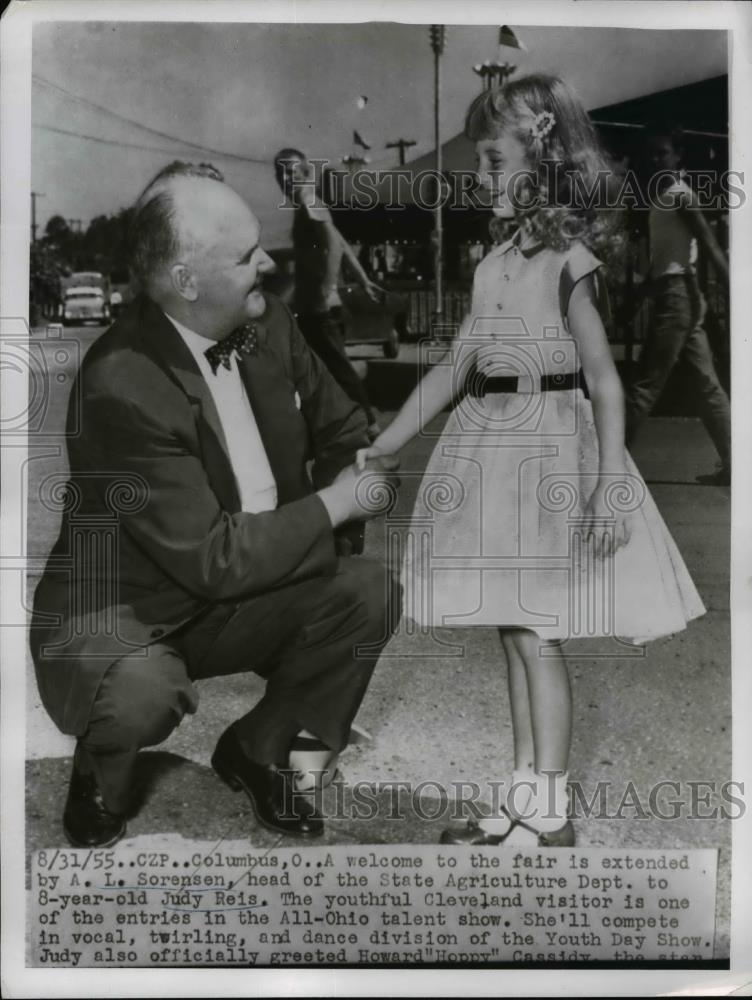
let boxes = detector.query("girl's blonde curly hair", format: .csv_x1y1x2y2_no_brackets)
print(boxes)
466,74,626,271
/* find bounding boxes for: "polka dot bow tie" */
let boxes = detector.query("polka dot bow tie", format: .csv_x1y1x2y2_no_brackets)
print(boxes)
204,324,259,374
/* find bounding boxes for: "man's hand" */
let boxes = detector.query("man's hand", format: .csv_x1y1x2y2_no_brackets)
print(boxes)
317,455,400,528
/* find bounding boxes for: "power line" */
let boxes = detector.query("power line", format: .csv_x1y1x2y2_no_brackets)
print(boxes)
34,121,205,157
33,121,270,165
32,73,402,170
33,73,269,164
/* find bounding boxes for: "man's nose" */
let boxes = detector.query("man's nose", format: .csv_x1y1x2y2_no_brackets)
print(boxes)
259,250,276,272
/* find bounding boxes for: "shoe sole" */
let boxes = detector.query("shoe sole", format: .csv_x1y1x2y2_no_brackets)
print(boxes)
212,753,323,838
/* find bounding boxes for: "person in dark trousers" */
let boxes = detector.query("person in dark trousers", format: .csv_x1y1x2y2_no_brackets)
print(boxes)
30,161,401,848
624,126,731,486
274,148,382,439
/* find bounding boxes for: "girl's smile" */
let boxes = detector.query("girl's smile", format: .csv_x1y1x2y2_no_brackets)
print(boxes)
475,133,531,218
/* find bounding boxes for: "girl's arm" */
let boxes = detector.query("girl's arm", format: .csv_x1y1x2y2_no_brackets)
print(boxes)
567,276,630,554
357,345,459,466
568,277,626,473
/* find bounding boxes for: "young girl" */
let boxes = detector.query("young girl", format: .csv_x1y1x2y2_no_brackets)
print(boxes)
357,75,705,847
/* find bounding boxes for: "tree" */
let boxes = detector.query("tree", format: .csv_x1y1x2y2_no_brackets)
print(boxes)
30,240,66,321
44,214,72,243
80,208,133,277
43,214,83,269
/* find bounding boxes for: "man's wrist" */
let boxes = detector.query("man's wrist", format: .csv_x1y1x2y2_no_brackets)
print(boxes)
317,484,348,528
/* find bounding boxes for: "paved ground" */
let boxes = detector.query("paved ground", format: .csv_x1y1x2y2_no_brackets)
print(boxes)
24,325,731,956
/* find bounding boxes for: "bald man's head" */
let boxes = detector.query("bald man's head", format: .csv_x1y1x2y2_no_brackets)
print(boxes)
128,161,224,289
128,161,275,339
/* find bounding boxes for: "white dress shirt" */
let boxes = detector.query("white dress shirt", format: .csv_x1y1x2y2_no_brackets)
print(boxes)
165,311,278,514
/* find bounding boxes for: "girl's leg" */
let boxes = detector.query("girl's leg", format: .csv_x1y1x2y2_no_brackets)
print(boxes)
508,629,573,840
477,630,535,836
441,629,574,845
502,630,535,772
509,630,571,772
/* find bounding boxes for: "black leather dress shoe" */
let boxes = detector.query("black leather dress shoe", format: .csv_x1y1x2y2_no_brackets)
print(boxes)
63,758,127,848
211,729,323,837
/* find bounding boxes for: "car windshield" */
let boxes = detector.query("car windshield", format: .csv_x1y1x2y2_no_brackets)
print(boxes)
66,291,102,300
70,273,103,285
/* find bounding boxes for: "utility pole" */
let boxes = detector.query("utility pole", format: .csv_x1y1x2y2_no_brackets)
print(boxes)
429,25,446,332
386,138,416,166
31,191,45,243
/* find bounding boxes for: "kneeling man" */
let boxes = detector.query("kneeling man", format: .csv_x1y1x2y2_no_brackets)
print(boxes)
30,162,400,847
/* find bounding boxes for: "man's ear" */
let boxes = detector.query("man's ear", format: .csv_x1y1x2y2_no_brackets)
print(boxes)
170,263,198,302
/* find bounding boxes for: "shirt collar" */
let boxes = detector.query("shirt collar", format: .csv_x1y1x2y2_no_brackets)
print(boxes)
492,227,544,259
162,310,214,348
512,228,545,258
162,311,224,373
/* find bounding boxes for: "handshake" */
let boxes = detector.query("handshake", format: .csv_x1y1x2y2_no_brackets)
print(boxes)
317,446,401,528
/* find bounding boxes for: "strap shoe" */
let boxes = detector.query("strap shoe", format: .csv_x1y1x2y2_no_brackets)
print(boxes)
440,815,575,847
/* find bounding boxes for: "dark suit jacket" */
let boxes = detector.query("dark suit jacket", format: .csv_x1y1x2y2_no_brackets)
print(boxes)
30,293,369,736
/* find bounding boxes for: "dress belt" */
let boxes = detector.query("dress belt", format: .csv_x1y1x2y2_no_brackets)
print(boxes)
466,368,590,399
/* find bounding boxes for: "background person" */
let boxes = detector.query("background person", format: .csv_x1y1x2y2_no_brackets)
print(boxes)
623,124,731,486
274,147,383,439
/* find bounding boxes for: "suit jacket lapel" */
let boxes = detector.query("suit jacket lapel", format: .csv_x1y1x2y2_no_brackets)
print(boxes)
237,341,300,504
138,297,241,513
236,315,311,504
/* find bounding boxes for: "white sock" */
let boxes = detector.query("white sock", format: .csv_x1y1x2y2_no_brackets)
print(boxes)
520,771,569,833
479,767,535,835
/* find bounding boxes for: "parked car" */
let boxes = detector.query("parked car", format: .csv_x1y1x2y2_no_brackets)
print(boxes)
62,286,110,326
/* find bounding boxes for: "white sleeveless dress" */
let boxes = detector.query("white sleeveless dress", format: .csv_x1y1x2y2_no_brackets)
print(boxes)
401,235,705,643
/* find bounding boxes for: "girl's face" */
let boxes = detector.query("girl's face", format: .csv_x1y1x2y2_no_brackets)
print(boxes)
475,132,532,218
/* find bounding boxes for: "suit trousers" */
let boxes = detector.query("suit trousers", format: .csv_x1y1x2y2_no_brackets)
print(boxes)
297,309,376,424
625,274,731,467
77,557,401,813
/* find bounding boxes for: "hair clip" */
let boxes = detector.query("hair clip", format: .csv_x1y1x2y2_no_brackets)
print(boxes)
530,110,556,140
